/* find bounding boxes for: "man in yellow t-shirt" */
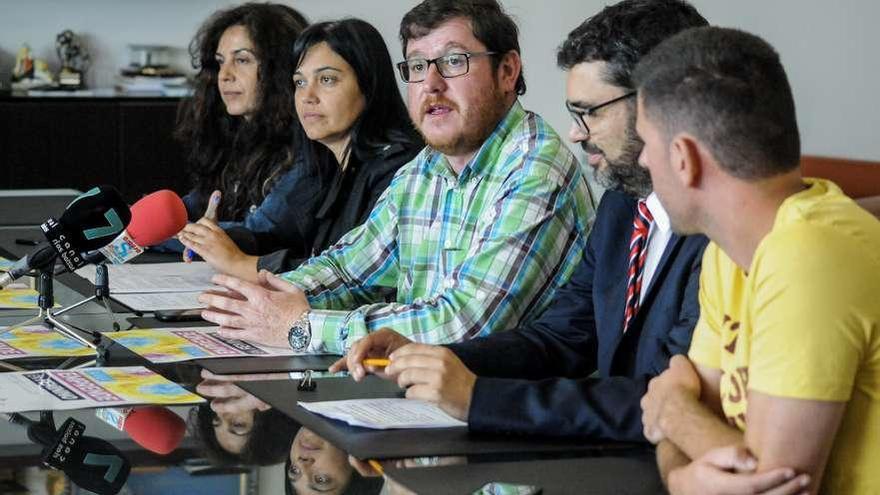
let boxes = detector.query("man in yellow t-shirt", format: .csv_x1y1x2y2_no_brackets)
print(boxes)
633,27,880,494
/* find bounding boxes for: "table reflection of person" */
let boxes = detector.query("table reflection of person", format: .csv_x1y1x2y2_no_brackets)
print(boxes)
190,370,298,465
192,369,380,493
286,427,383,495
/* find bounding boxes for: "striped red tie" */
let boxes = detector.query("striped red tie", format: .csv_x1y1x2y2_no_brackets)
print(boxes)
623,200,654,333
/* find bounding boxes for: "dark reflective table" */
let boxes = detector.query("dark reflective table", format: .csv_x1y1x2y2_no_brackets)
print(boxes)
0,209,662,495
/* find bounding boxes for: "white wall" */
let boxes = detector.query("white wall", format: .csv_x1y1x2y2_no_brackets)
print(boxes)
1,0,878,162
0,3,874,493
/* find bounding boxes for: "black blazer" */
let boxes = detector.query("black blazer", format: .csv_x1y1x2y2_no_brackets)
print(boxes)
247,142,423,273
446,190,709,442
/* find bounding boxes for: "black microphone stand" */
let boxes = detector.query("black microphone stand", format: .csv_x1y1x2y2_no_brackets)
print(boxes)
53,264,122,332
12,266,98,350
5,410,57,446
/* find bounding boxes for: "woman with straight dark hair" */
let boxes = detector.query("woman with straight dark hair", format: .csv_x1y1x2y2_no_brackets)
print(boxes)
179,18,423,281
164,3,312,256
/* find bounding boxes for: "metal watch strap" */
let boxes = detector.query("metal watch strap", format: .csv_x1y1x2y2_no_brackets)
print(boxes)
287,310,311,352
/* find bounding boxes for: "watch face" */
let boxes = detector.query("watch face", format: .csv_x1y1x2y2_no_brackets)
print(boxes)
288,326,309,352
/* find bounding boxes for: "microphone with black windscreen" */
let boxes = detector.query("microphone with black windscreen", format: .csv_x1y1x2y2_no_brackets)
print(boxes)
0,185,131,289
6,412,131,495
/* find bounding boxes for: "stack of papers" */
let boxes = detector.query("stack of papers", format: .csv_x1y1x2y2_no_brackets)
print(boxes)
115,75,192,97
0,366,204,413
102,327,302,363
299,398,467,429
76,262,215,311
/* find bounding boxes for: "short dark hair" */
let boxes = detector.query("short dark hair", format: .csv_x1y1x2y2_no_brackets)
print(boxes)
292,18,421,164
557,0,707,89
634,26,801,179
400,0,526,95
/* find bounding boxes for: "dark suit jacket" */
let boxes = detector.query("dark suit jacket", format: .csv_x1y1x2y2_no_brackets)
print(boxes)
446,189,708,442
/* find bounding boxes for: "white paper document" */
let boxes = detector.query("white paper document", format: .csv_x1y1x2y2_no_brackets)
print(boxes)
76,262,216,293
111,292,206,311
298,398,467,429
76,262,217,311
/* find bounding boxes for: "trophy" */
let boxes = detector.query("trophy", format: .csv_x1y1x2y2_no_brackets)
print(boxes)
55,29,90,89
10,43,54,91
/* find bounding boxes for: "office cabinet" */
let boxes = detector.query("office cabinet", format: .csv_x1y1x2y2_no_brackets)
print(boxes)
0,96,190,202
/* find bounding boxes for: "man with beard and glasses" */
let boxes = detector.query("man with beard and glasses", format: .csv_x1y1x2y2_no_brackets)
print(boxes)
333,0,713,442
196,0,593,355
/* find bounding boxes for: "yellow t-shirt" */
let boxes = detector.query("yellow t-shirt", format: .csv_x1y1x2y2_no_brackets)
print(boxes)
689,178,880,494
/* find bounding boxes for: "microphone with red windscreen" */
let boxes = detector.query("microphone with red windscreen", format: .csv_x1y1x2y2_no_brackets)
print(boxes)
95,406,186,455
95,189,188,264
61,190,188,271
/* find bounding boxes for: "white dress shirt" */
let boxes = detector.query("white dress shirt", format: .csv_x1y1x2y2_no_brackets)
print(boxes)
639,192,673,304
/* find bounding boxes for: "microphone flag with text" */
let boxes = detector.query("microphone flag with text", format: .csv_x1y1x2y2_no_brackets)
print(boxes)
95,405,186,455
85,189,188,266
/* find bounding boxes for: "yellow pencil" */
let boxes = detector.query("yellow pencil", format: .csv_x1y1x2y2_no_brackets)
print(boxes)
362,358,391,367
368,459,384,475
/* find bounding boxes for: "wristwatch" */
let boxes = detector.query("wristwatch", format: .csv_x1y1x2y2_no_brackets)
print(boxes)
287,311,311,352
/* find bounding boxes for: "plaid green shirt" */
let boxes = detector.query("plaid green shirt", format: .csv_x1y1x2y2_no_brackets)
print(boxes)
282,102,595,353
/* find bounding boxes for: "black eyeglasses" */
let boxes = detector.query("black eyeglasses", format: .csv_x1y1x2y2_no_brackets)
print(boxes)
566,91,637,136
396,52,497,83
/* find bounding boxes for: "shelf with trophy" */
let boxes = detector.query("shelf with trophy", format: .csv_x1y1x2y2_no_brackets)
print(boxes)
5,32,191,99
0,35,189,199
9,30,101,97
115,45,192,97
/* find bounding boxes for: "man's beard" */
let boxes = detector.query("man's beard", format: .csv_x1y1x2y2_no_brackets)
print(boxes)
582,124,652,198
416,86,509,158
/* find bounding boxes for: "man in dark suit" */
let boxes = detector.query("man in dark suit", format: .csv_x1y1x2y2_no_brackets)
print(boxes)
332,0,709,442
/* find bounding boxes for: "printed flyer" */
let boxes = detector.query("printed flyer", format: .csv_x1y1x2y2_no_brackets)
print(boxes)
0,325,94,359
102,327,299,363
0,256,52,309
0,366,204,413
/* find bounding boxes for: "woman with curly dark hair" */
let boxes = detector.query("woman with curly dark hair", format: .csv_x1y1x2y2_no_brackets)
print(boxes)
165,3,312,256
178,18,423,281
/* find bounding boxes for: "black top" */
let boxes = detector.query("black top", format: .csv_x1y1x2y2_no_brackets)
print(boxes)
228,141,423,273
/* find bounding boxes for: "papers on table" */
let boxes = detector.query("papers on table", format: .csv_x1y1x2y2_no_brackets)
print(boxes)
0,366,204,413
0,289,45,309
76,262,216,311
111,292,205,311
102,327,302,363
299,398,467,429
0,256,47,309
76,262,215,293
0,325,94,359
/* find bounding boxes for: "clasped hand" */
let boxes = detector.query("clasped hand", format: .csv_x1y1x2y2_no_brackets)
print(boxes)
669,446,810,495
199,270,310,348
641,355,701,444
